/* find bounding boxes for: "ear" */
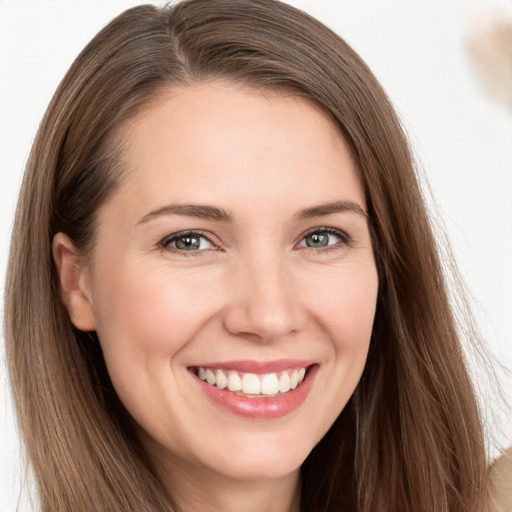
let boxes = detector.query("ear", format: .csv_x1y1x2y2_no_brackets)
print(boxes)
52,233,96,332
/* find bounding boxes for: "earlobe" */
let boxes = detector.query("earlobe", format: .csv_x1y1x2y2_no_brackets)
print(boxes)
52,233,96,332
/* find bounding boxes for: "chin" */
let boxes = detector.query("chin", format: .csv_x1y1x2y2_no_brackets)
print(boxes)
202,433,313,481
214,455,305,482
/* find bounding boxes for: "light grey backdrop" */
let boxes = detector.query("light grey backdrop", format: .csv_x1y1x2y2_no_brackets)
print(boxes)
1,1,511,510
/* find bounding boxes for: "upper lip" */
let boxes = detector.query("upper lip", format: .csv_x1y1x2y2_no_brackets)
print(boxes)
189,359,316,373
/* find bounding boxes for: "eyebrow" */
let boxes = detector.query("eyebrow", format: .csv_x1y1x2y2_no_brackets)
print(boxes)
137,199,367,225
137,203,232,225
295,200,368,219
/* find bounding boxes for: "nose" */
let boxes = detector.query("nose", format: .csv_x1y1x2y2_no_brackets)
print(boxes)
223,254,306,343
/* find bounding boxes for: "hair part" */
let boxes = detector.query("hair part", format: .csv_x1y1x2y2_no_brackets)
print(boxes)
5,1,490,511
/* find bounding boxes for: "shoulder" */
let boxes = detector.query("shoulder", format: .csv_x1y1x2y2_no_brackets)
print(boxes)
489,447,512,512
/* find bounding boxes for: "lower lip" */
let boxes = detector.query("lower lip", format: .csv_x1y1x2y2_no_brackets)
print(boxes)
192,365,318,419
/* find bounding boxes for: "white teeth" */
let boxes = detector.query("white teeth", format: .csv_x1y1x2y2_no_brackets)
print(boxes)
195,366,308,396
260,373,280,395
290,369,299,389
242,373,261,394
278,371,291,393
205,369,216,386
227,371,242,392
216,370,227,389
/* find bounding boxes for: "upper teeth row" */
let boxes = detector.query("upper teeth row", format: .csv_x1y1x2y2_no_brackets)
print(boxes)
197,367,306,395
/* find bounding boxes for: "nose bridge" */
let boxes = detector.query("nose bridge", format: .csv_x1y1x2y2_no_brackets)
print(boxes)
224,245,303,341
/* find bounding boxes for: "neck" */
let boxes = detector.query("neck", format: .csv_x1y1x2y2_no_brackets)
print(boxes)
155,456,301,512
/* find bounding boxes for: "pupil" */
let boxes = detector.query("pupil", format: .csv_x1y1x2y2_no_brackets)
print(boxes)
306,233,328,247
176,235,200,250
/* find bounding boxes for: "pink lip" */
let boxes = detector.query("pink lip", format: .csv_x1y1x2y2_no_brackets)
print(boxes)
191,363,318,419
192,359,316,373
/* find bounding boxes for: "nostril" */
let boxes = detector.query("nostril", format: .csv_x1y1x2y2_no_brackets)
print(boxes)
223,303,303,342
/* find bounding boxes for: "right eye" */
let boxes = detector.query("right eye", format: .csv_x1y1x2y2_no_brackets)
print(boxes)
160,231,215,253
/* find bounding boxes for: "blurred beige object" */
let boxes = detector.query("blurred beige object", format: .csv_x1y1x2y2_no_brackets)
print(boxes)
467,13,512,112
490,447,512,512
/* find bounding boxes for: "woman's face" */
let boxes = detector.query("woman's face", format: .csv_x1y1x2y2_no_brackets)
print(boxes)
63,83,378,485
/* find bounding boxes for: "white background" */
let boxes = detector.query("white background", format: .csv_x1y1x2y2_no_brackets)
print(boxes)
1,1,511,510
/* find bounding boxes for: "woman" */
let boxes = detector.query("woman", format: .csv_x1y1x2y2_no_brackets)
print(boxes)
4,0,492,510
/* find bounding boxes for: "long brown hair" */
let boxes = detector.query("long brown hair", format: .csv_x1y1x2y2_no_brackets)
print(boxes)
4,1,490,510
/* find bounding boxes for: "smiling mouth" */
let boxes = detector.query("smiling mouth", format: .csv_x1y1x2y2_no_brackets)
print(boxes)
191,366,309,397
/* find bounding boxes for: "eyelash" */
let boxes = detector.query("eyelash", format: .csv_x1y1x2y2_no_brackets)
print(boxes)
159,230,216,256
158,227,351,256
297,227,351,253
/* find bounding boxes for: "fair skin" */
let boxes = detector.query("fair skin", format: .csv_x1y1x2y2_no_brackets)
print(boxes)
53,83,379,512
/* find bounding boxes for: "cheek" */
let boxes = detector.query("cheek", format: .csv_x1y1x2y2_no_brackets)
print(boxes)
90,261,224,403
293,261,377,439
89,262,221,427
307,262,378,351
93,262,216,352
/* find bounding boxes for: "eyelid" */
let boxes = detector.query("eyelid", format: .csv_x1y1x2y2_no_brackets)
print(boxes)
159,230,219,253
157,226,351,255
295,226,351,249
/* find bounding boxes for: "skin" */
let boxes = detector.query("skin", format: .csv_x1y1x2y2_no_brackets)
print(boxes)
54,82,379,512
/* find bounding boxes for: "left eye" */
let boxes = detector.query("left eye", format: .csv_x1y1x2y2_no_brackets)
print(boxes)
161,231,214,251
298,229,345,249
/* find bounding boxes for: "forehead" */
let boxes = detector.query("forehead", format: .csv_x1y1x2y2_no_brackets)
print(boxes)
109,82,364,221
